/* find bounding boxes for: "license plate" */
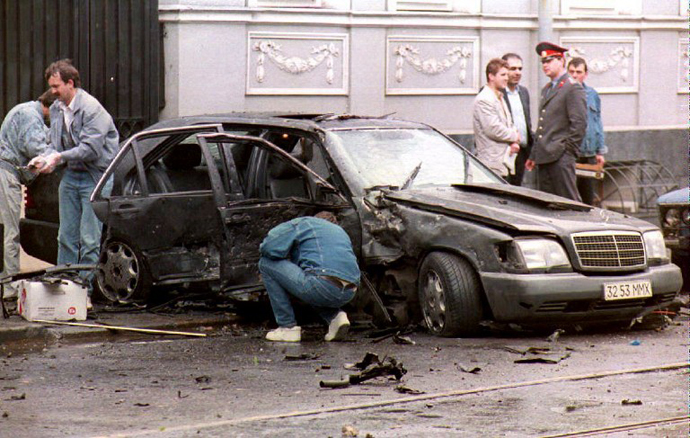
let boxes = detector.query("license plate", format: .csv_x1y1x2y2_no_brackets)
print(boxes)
603,280,652,301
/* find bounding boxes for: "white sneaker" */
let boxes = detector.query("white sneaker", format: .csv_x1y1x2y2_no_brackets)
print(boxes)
266,326,301,342
325,311,350,342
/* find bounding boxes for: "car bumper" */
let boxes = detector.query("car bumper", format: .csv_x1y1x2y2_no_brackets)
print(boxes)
480,263,682,323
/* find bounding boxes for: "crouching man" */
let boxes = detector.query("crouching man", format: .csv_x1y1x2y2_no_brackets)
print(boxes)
258,211,360,342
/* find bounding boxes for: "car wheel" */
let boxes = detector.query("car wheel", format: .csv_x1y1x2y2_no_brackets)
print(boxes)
96,240,151,303
418,252,483,337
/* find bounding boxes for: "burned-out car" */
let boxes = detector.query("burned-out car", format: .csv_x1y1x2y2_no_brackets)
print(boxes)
657,187,689,290
77,114,681,335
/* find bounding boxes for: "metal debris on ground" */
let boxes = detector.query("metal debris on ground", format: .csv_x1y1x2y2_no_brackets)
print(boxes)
621,399,643,405
368,326,417,343
545,329,565,342
392,334,415,345
284,353,321,361
194,376,211,384
320,352,407,389
456,363,482,374
504,345,573,364
341,425,358,437
344,352,381,370
395,385,425,395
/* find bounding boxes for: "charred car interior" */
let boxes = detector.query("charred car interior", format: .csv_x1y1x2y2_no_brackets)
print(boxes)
23,114,683,337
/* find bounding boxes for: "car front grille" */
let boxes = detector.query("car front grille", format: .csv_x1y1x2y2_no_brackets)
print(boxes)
571,232,646,271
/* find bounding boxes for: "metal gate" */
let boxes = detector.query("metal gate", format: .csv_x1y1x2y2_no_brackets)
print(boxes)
0,0,160,138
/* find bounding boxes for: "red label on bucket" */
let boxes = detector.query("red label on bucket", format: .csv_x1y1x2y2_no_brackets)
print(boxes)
68,307,76,315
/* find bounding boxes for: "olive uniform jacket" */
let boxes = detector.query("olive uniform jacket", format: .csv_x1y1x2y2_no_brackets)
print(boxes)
530,73,587,165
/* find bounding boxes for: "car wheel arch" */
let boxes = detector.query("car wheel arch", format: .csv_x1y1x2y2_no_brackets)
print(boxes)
416,249,493,337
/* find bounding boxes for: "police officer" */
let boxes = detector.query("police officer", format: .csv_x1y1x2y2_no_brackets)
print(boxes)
525,42,587,201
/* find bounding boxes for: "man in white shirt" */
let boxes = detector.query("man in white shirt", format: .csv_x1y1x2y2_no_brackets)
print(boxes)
472,58,520,177
501,53,534,186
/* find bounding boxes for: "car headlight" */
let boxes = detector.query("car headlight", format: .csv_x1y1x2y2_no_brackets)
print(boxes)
514,238,571,272
664,208,681,227
643,230,668,261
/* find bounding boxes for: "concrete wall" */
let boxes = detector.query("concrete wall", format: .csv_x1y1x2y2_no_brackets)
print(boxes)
159,0,688,186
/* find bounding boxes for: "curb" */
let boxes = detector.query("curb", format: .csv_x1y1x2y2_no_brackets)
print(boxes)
0,313,241,348
0,323,54,344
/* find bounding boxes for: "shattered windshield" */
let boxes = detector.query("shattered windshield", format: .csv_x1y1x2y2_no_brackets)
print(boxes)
327,128,501,192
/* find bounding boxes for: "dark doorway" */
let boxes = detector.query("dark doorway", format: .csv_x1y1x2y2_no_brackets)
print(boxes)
0,0,161,138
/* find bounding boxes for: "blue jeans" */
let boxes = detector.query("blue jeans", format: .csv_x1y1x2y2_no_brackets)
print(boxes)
258,257,355,327
57,170,108,289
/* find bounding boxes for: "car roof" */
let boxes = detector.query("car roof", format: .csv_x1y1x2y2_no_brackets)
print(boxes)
657,187,689,204
144,113,432,133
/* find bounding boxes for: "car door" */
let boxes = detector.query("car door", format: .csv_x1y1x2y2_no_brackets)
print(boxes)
196,133,349,291
91,124,233,284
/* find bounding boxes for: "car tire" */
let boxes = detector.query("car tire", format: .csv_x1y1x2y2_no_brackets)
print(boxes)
418,252,483,337
96,239,151,303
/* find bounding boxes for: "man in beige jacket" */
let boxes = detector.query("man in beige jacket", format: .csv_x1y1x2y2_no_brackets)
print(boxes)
473,58,520,177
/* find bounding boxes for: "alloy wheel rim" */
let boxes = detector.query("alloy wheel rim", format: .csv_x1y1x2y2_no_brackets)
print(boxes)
422,270,446,333
97,241,140,302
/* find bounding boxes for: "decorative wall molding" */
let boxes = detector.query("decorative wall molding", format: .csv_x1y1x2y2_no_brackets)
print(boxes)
560,37,639,93
679,38,689,94
248,0,322,7
386,36,479,95
388,0,452,11
246,32,348,95
560,0,642,16
387,0,480,13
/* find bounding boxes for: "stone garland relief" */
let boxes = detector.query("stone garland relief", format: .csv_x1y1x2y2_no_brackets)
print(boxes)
560,38,638,93
387,37,478,95
247,33,347,95
394,45,472,83
253,41,339,84
568,46,633,81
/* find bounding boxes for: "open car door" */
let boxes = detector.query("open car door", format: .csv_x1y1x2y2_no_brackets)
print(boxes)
196,133,349,299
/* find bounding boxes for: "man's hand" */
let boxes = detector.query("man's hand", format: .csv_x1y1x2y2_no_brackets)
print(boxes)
28,153,62,174
525,159,535,171
27,156,47,173
595,154,605,166
509,142,520,155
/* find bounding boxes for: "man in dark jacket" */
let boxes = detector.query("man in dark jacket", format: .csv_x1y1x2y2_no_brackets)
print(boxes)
258,212,360,342
501,53,534,186
525,42,587,201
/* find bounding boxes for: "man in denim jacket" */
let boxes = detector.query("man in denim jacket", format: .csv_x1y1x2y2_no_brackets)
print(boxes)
30,59,118,298
258,212,360,342
568,57,608,206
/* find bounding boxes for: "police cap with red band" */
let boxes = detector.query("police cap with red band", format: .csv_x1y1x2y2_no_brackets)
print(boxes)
535,42,568,59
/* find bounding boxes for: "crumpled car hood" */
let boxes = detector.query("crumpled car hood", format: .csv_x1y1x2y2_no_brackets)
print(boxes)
381,184,652,234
